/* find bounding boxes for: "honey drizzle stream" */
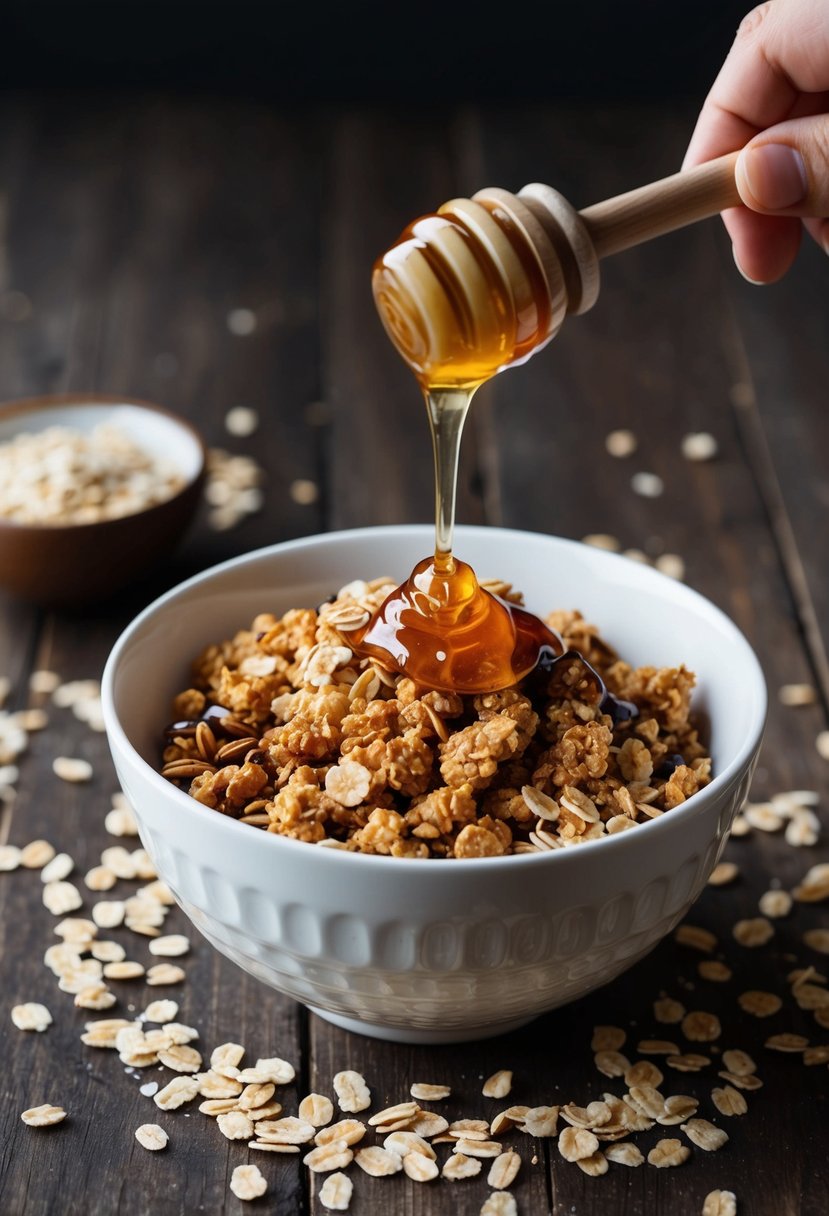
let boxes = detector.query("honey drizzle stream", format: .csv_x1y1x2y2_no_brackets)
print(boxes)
426,388,472,574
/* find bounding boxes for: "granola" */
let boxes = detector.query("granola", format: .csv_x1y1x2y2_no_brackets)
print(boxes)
160,588,711,856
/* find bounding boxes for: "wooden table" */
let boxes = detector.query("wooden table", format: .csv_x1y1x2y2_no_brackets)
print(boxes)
1,91,828,1216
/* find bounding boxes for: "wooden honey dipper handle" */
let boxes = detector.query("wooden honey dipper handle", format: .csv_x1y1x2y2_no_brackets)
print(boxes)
578,151,741,260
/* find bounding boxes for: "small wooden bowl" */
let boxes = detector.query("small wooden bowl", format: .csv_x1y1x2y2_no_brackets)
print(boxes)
0,394,207,607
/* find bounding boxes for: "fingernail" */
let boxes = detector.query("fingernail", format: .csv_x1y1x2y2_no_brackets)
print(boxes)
732,246,765,286
740,144,807,210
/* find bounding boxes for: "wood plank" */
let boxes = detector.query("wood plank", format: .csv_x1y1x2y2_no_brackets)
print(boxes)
466,100,829,1216
0,92,321,1215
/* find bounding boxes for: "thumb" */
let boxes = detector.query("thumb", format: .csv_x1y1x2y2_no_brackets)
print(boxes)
736,114,829,216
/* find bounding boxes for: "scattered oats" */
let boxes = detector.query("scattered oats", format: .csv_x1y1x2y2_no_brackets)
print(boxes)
149,934,190,957
708,862,739,886
519,1106,559,1137
758,889,792,919
314,1119,367,1148
718,1070,764,1092
624,1061,664,1088
682,1011,721,1042
817,730,829,760
143,999,178,1024
257,1115,315,1144
743,803,784,832
238,1083,276,1111
631,471,664,498
104,806,138,837
299,1093,334,1126
804,928,829,955
42,881,83,915
454,1139,503,1158
487,1150,521,1189
355,1145,403,1176
626,1085,665,1120
814,1009,829,1030
765,1032,809,1052
581,533,620,552
786,810,822,847
605,428,637,457
99,846,137,879
605,1141,644,1167
482,1070,513,1099
224,406,260,437
54,916,97,942
238,1056,295,1085
594,1050,630,1078
733,917,774,947
74,984,117,1011
658,1094,699,1126
21,1104,66,1128
654,996,686,1023
681,431,718,462
227,307,257,335
729,814,750,837
681,1118,729,1151
666,1054,710,1072
675,924,717,953
210,1042,245,1074
480,1195,518,1216
16,707,48,731
40,853,74,884
229,1163,267,1201
304,1140,354,1173
368,1100,419,1129
721,1049,756,1076
333,1070,371,1113
638,1039,680,1055
443,1153,482,1180
319,1171,353,1211
403,1151,439,1181
52,756,94,783
30,670,60,695
135,1123,168,1151
699,960,733,982
410,1082,450,1102
158,1044,202,1073
558,1126,599,1162
198,1070,243,1099
623,548,650,563
409,1111,449,1138
20,840,56,869
804,1046,829,1065
91,900,125,929
712,1086,748,1117
384,1131,435,1160
591,1025,626,1052
84,865,117,892
217,1110,255,1140
647,1137,690,1167
655,553,686,580
702,1191,738,1216
290,478,319,506
154,1075,201,1110
779,682,817,707
0,844,22,871
11,1002,52,1032
103,960,145,980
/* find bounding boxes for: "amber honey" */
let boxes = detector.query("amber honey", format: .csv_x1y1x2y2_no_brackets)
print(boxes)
353,194,572,694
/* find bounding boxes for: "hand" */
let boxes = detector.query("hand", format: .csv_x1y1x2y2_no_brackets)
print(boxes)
683,0,829,283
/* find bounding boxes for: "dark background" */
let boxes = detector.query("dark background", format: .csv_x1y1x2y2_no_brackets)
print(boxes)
5,1,750,102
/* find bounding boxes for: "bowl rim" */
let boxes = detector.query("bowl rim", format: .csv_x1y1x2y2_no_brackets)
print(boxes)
101,523,768,872
0,392,207,534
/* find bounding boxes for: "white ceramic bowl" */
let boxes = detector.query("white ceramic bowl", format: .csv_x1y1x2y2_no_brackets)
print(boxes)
102,525,767,1043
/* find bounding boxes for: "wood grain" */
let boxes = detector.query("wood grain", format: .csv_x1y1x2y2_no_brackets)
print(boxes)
0,91,827,1216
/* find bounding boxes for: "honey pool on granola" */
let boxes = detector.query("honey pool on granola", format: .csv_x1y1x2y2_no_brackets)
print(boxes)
159,574,712,859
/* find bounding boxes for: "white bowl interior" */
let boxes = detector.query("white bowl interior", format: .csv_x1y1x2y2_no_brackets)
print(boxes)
0,402,203,482
107,525,766,798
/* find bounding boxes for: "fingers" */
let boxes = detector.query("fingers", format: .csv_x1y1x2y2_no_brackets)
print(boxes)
736,113,829,215
724,209,803,282
683,0,829,169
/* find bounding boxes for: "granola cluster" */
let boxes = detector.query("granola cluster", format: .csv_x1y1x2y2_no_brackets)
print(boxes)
160,577,712,858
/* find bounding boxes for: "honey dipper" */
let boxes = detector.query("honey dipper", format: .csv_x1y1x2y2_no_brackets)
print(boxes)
373,151,741,387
